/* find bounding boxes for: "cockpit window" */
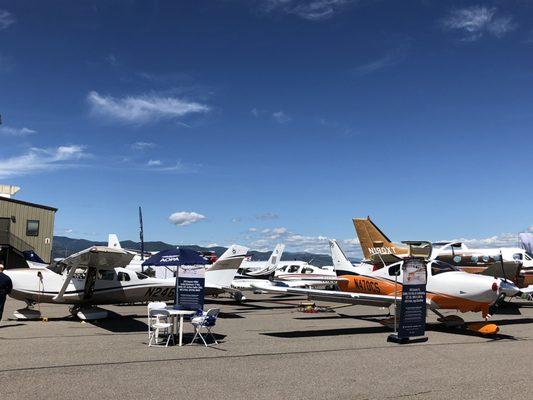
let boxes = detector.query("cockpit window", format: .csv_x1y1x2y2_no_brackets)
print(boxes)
288,265,299,273
117,272,130,282
513,253,523,261
98,270,115,280
302,267,313,274
430,260,459,276
525,253,532,261
136,272,149,280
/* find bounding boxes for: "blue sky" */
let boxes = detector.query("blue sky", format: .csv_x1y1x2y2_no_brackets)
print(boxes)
0,1,532,256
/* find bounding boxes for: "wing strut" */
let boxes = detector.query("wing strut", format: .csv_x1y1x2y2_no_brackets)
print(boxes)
53,265,77,302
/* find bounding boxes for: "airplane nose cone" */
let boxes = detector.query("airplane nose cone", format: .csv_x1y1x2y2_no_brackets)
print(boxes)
497,279,520,297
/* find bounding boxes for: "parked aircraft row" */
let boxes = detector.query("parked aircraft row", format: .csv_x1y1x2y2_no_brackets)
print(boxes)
252,217,532,335
5,216,532,336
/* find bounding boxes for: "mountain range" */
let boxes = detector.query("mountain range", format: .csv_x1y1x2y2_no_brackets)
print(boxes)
52,236,345,267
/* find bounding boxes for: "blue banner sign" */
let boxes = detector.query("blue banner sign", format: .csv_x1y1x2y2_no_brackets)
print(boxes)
397,258,427,340
174,265,205,311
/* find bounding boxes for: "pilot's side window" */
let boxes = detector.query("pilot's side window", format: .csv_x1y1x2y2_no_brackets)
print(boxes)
513,253,523,261
302,268,313,274
117,272,131,282
98,270,115,280
288,265,299,273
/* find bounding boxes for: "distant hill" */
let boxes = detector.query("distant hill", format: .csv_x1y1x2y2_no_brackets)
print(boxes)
51,236,351,267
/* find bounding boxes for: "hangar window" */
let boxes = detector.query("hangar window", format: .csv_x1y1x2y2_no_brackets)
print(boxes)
117,272,130,282
26,220,39,236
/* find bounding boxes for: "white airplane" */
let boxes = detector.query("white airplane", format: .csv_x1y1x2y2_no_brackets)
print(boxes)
232,258,339,293
6,244,248,320
238,244,285,277
252,240,521,335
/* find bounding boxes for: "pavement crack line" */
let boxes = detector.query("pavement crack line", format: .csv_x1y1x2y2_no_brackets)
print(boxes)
0,338,531,374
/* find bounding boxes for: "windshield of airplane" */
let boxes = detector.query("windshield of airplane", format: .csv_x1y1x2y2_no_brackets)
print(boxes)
430,260,459,276
136,272,149,280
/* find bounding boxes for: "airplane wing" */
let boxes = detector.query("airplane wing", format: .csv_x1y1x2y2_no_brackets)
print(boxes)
60,246,134,270
53,246,134,302
250,281,396,307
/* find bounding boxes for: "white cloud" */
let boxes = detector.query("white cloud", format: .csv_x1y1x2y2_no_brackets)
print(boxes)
246,224,362,257
444,233,520,249
106,54,118,67
169,211,206,227
231,217,242,223
144,160,193,173
0,10,15,30
0,145,87,178
131,141,156,150
262,0,354,21
272,111,291,123
443,6,516,41
0,126,36,136
87,91,210,124
352,46,407,76
207,243,219,247
256,212,279,220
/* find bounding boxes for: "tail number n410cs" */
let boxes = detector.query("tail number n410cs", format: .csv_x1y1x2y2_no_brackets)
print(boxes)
145,287,175,298
353,279,381,293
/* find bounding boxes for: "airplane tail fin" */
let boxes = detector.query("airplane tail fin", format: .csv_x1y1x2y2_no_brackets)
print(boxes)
247,243,285,276
353,217,407,260
267,243,285,269
206,245,248,288
329,240,355,276
108,234,122,250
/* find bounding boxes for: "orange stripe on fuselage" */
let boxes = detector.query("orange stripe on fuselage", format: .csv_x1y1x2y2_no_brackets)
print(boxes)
338,275,399,296
338,274,491,317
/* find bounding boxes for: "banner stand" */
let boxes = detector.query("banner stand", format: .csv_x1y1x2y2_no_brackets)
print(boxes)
387,257,428,344
174,265,205,311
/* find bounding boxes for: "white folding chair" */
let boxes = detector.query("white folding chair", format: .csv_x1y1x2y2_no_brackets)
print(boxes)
148,308,174,347
147,302,166,342
189,308,220,347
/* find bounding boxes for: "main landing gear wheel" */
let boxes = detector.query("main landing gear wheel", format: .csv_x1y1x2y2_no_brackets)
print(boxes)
70,305,109,320
233,291,246,304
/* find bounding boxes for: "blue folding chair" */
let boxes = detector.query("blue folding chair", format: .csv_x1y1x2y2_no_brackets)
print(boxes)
189,308,220,346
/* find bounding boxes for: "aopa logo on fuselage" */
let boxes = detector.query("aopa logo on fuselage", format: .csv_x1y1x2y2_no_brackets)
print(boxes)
368,247,396,255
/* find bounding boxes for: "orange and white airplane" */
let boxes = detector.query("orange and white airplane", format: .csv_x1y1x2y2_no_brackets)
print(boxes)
354,217,532,287
252,240,520,335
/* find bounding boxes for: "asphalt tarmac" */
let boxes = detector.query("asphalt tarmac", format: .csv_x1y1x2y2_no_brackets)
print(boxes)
1,294,533,400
